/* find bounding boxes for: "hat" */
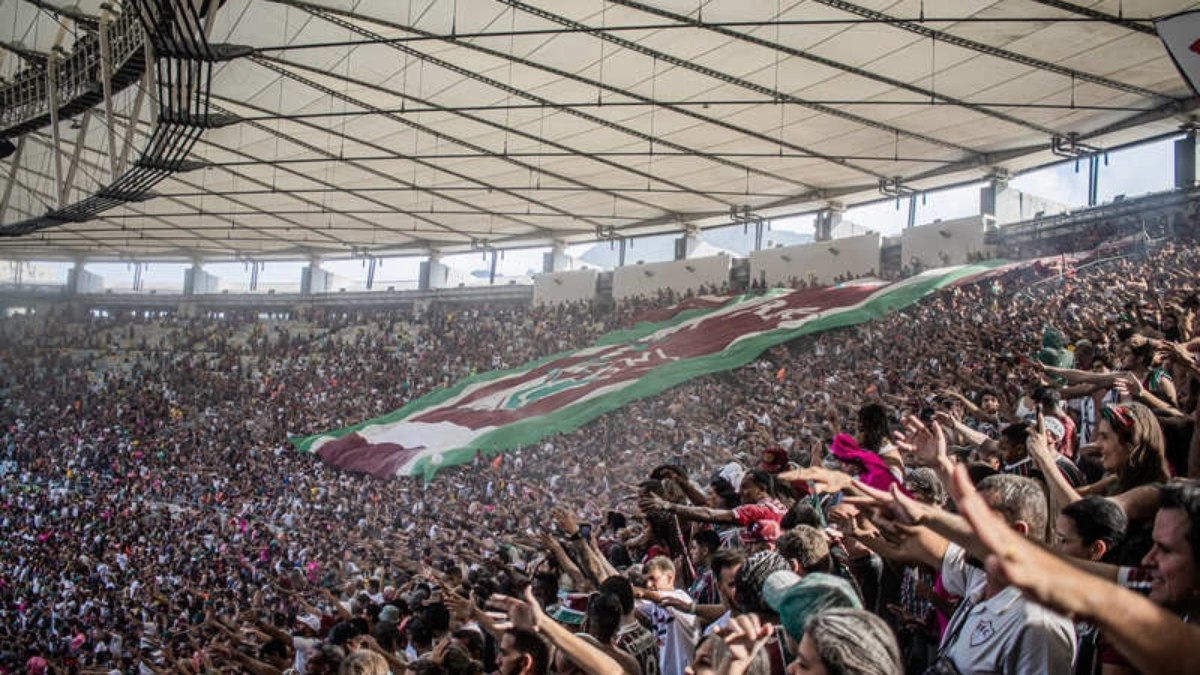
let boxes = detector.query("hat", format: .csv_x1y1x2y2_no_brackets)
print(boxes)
734,551,791,614
757,446,790,473
762,571,862,642
378,605,401,623
739,519,781,546
1040,416,1066,441
295,613,321,632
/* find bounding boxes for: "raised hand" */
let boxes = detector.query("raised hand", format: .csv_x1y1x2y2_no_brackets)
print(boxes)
846,479,932,529
1112,372,1143,402
550,507,580,536
897,415,950,470
715,613,775,665
637,494,668,515
487,592,535,633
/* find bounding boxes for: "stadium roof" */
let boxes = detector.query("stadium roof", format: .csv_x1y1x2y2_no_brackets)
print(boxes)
0,0,1197,261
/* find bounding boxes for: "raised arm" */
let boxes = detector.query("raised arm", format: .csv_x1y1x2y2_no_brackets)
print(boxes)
950,464,1200,675
639,495,739,524
491,588,628,675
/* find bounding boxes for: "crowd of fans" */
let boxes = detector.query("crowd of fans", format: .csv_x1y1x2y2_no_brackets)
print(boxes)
2,232,1199,675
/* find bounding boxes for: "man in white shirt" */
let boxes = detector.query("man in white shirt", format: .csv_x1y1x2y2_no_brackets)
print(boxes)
856,469,1075,675
636,556,697,675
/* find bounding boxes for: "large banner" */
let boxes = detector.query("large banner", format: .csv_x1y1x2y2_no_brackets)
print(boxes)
293,261,1008,480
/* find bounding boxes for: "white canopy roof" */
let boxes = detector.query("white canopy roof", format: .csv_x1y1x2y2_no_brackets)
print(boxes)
0,0,1196,261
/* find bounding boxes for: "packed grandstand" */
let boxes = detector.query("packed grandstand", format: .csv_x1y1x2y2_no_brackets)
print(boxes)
2,226,1199,675
5,1,1200,675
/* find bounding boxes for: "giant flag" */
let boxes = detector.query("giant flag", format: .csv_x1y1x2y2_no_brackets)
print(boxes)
294,261,1010,480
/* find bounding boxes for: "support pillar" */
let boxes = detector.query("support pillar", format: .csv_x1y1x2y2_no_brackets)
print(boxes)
301,257,331,295
1087,155,1100,207
980,171,1012,227
67,260,103,295
543,241,572,272
419,250,451,290
815,204,843,242
675,224,701,260
1174,132,1197,190
183,262,219,295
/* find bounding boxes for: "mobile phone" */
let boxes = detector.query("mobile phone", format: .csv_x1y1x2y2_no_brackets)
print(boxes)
578,523,592,539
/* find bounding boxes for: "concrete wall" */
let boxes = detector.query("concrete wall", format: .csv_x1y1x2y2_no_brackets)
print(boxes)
611,254,731,301
69,268,105,294
982,185,1069,225
533,269,599,306
301,266,334,294
749,233,881,286
184,267,221,295
901,215,986,269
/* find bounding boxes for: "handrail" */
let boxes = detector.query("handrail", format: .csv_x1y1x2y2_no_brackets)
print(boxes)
1,0,225,237
0,8,145,137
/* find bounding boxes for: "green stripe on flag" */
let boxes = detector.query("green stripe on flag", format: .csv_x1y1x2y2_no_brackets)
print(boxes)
292,262,1009,478
397,261,1007,480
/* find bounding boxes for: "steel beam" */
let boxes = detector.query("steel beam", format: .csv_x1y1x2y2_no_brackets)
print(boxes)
254,54,725,215
499,0,977,156
118,73,149,176
811,0,1170,102
605,0,1059,137
0,137,26,221
1026,0,1156,35
212,96,598,237
47,53,65,208
284,9,806,197
267,0,884,182
98,8,121,180
61,110,92,204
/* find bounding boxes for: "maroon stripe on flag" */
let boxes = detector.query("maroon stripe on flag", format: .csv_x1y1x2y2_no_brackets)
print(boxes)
628,295,731,324
316,432,426,478
412,285,877,430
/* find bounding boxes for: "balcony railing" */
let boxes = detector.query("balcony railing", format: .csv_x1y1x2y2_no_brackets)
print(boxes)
0,8,145,138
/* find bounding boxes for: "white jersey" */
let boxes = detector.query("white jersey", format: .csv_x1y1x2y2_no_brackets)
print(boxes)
939,544,1075,675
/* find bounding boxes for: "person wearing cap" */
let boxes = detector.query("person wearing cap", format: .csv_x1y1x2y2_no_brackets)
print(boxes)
738,520,781,554
760,570,862,648
730,552,793,675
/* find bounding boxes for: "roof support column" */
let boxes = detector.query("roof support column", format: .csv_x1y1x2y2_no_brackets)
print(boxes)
61,110,91,205
420,250,450,290
301,256,330,295
184,261,219,295
815,204,843,242
543,241,572,273
675,223,701,260
1175,132,1198,190
67,259,104,295
980,171,1011,227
